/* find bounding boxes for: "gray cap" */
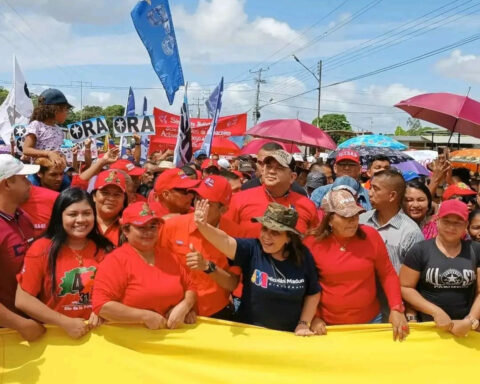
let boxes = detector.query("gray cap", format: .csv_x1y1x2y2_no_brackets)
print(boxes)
331,176,360,196
306,171,327,189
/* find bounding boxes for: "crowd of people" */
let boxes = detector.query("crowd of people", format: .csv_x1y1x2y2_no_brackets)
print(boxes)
1,88,479,343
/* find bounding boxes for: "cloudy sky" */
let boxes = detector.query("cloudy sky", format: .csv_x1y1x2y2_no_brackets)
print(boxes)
1,0,480,133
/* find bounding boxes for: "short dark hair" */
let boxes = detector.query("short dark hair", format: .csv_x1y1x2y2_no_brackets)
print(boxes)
220,169,240,181
406,180,432,212
368,155,391,169
372,169,406,202
260,142,283,152
452,167,471,186
181,165,198,178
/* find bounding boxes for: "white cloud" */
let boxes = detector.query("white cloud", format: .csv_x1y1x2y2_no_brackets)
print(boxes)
89,92,111,104
435,50,480,84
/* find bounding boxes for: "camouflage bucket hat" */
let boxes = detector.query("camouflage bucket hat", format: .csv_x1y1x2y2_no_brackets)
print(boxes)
252,202,301,235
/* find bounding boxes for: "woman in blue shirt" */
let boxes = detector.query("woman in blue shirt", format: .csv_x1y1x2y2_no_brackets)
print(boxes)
193,200,320,335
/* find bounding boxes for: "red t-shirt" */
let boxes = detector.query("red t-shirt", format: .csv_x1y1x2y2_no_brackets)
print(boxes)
223,185,319,237
92,243,194,316
20,186,59,238
159,213,240,316
304,225,402,325
70,175,89,191
17,238,107,319
0,209,34,313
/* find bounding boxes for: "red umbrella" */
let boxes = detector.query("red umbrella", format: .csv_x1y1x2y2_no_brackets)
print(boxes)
240,138,301,155
247,119,337,150
395,93,480,138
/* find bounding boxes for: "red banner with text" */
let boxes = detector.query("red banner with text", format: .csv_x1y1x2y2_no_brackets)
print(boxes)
151,107,247,153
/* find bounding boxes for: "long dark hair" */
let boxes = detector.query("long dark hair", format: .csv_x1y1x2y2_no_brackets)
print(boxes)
45,188,114,295
284,232,308,266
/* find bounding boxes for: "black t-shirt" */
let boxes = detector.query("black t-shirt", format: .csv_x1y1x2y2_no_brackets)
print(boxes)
241,177,308,197
232,238,320,331
403,239,480,320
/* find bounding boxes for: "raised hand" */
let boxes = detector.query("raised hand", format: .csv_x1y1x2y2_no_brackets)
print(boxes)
185,243,208,271
194,199,209,225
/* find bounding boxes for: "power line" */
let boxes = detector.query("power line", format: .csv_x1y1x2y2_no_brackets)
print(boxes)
323,32,480,88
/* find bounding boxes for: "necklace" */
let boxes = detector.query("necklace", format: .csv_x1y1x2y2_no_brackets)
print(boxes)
331,235,351,252
69,240,89,266
269,257,287,287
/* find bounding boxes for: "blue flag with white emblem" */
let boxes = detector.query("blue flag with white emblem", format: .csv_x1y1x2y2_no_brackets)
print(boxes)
201,77,223,157
131,0,184,105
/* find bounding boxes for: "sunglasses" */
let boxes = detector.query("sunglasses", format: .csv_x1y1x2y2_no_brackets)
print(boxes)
460,195,476,204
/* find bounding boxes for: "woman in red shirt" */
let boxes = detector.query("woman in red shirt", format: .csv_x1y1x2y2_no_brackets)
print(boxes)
92,169,128,246
304,189,409,341
16,188,113,339
92,202,196,329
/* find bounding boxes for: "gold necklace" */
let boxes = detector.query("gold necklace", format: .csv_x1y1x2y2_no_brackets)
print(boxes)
69,241,89,266
331,235,352,252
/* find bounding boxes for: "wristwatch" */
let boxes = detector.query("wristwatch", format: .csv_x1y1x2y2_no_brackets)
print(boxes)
204,261,217,274
391,303,405,313
465,315,480,330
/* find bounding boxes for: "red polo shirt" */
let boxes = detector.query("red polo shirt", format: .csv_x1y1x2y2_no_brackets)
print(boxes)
159,213,241,316
223,185,319,237
20,186,59,238
92,243,194,316
97,221,121,247
0,209,34,313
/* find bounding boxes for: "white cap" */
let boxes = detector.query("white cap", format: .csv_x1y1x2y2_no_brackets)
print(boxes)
0,154,40,181
217,158,230,170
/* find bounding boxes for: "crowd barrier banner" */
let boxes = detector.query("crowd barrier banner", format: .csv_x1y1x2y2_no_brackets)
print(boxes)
1,319,479,383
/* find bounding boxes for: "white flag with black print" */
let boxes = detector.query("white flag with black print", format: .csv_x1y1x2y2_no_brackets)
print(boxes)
173,86,192,167
0,56,33,144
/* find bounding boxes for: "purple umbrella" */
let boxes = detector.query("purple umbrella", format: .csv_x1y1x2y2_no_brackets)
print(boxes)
392,160,430,176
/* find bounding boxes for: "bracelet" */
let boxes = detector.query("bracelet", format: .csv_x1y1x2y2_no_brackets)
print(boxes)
298,320,309,326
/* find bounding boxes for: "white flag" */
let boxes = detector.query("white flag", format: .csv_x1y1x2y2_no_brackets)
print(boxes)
0,57,33,143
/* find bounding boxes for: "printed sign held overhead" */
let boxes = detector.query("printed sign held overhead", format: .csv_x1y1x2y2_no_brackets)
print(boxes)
112,115,156,137
68,117,109,143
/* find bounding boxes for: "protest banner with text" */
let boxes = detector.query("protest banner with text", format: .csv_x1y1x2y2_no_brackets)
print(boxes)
112,115,156,137
68,116,109,143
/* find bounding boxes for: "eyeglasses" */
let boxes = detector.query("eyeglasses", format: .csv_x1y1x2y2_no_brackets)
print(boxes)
336,162,359,168
461,195,476,204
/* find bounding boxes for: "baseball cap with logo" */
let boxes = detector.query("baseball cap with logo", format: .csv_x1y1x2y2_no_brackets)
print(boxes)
442,182,476,201
94,169,126,192
39,88,73,108
0,154,40,181
110,159,146,177
437,199,469,222
252,202,300,235
120,202,160,226
263,150,296,171
321,189,365,217
154,167,200,193
190,175,232,206
335,149,360,164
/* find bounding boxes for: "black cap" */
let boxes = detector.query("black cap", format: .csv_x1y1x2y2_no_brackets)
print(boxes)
39,88,73,108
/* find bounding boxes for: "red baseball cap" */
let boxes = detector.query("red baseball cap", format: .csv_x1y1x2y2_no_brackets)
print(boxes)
442,182,476,201
190,175,232,206
437,199,469,222
94,170,126,192
110,159,145,177
154,168,200,193
201,159,219,170
335,149,360,164
120,202,160,226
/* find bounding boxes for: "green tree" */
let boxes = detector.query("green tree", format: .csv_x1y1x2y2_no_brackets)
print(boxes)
103,105,125,131
81,105,104,120
312,113,353,144
394,118,441,136
0,87,8,105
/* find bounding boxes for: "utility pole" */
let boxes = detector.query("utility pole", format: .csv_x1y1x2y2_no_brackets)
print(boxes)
293,56,322,127
317,60,322,127
250,67,269,126
71,80,92,121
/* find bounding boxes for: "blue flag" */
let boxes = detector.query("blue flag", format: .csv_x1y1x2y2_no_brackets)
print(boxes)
131,0,184,105
120,87,136,160
142,96,148,115
201,77,224,157
173,87,192,167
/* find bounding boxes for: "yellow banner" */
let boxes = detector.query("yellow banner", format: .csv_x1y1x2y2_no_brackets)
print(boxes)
1,319,479,384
